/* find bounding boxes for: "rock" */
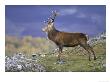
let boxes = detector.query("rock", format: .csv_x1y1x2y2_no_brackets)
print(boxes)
88,32,106,45
5,54,46,72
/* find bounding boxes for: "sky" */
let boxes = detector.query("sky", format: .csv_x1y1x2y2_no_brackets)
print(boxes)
5,5,106,37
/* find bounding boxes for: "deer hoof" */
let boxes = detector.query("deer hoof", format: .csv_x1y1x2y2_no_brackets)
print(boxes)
94,57,97,60
57,60,65,64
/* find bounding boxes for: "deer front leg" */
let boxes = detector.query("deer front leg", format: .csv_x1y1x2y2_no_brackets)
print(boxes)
57,45,63,61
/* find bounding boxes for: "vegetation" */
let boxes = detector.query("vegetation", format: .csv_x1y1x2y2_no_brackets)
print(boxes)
5,35,56,57
38,43,106,72
5,33,106,72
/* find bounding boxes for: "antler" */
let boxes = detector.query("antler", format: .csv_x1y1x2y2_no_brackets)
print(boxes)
44,18,51,23
44,10,59,23
51,10,59,22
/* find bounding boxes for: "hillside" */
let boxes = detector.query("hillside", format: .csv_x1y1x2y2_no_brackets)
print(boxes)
38,32,106,72
5,32,106,72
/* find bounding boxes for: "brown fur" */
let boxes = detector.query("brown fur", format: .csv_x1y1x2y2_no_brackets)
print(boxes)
42,12,96,61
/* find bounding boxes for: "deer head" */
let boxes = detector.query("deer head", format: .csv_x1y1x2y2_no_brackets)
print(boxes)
42,11,59,33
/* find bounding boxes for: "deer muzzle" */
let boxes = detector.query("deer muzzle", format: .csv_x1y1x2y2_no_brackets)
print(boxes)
42,27,47,32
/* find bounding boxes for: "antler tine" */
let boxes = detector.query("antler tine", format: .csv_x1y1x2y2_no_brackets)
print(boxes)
48,18,50,20
44,17,50,23
51,10,58,19
54,10,57,14
44,10,59,23
51,11,54,13
44,21,47,23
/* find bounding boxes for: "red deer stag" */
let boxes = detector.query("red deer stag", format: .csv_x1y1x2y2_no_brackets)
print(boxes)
42,11,96,61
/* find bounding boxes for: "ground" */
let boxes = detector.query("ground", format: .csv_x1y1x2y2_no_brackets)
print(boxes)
5,32,106,72
38,40,106,72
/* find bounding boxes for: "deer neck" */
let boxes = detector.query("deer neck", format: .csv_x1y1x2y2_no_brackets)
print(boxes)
47,26,59,40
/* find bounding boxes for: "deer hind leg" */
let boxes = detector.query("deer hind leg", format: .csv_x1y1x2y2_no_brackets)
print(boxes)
80,43,96,61
88,44,96,60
